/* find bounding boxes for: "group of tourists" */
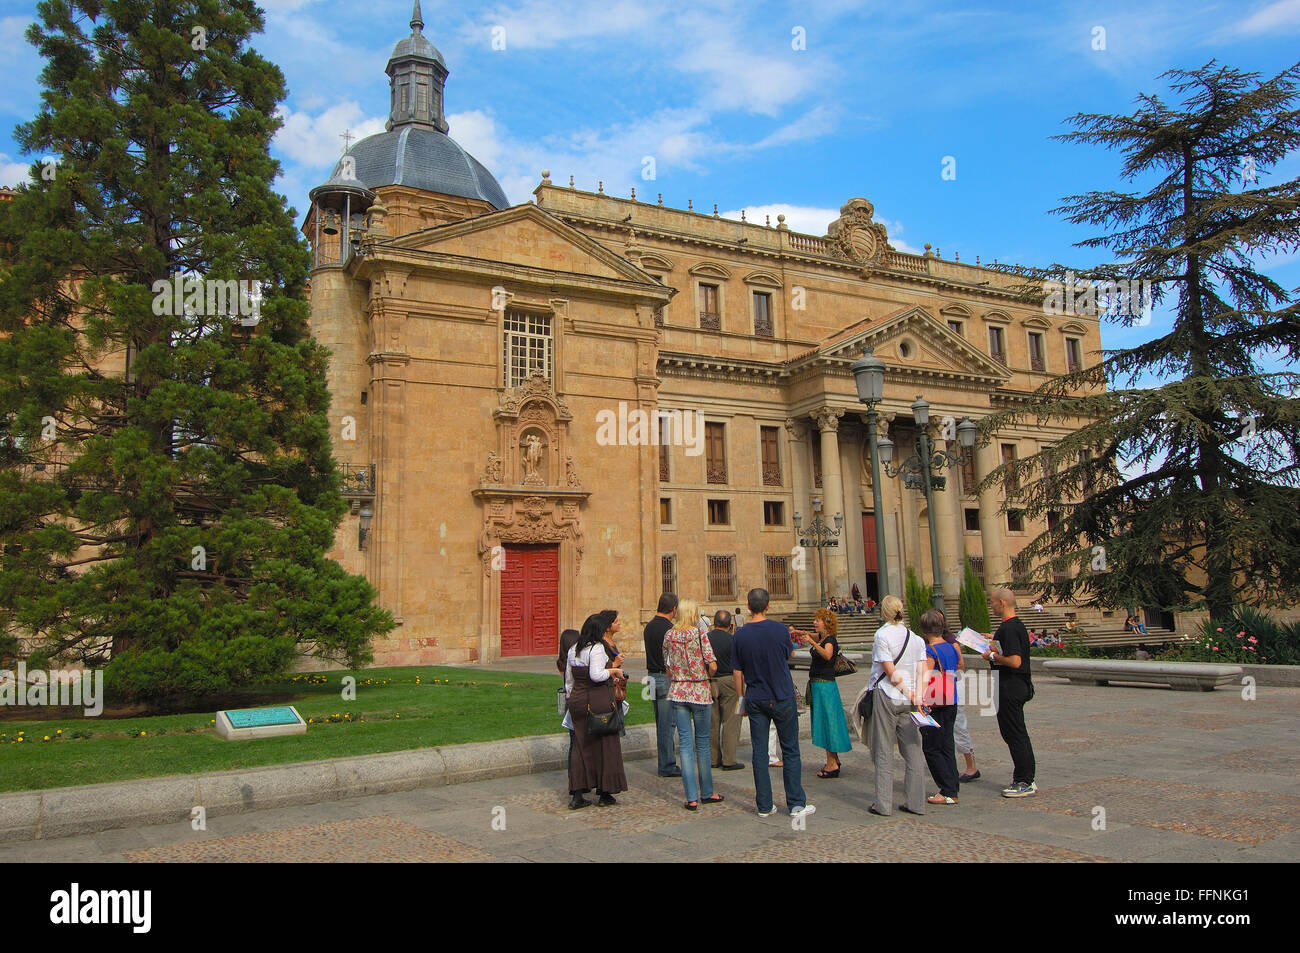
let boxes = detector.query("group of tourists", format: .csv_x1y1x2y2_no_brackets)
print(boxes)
557,586,1037,816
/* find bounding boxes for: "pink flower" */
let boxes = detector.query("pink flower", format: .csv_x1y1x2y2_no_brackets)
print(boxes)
1211,646,1219,652
1248,636,1258,644
1216,627,1222,632
1236,632,1244,639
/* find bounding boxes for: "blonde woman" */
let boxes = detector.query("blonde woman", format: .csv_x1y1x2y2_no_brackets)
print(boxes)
868,595,928,816
663,598,723,809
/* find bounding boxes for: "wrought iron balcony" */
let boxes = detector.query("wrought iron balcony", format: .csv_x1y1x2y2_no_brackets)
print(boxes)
339,463,376,510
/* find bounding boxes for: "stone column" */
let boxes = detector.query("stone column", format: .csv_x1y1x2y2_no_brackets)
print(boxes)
933,436,965,605
977,438,1010,586
899,426,922,585
785,417,816,608
811,407,847,600
878,414,903,598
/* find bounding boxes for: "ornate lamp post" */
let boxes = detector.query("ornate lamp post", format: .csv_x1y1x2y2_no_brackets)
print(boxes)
793,496,843,606
878,396,978,610
850,347,890,600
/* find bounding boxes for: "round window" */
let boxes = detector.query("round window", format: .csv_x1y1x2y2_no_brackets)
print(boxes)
899,339,913,359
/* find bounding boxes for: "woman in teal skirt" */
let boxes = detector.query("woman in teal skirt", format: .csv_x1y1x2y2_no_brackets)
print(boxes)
808,607,852,777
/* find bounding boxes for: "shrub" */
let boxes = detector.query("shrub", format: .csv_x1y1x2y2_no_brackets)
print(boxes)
958,557,992,633
905,566,932,631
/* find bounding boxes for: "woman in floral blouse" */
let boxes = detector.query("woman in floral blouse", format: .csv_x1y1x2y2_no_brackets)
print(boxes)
663,598,724,810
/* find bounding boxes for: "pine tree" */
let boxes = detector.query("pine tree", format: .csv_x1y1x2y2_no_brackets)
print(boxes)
0,1,393,700
981,61,1300,624
958,558,992,633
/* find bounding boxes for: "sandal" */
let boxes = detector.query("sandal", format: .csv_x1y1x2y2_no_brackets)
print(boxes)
701,794,725,804
684,800,698,811
817,768,840,779
927,794,958,805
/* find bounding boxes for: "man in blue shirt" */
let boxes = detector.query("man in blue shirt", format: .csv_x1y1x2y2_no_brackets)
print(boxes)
733,588,815,819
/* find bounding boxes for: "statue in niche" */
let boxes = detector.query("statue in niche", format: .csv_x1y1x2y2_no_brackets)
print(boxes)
566,454,581,488
522,433,545,484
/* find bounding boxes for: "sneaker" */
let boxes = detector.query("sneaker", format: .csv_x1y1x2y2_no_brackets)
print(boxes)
1001,781,1037,798
757,806,778,817
789,804,817,818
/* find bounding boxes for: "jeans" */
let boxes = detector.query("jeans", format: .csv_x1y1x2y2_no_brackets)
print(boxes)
746,696,805,812
671,701,714,803
648,672,678,773
996,677,1036,784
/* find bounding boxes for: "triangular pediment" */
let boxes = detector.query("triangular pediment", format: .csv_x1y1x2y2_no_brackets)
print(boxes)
789,305,1011,385
383,203,662,285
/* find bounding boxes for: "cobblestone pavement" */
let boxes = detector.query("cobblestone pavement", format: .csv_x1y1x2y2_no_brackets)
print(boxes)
2,675,1298,863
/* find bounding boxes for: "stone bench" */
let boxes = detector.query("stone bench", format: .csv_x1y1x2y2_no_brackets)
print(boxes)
1042,658,1243,692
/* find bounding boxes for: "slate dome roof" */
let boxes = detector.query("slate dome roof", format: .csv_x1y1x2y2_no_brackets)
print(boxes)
331,127,508,210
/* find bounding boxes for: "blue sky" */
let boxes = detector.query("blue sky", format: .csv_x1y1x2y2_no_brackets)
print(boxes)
1,0,1297,361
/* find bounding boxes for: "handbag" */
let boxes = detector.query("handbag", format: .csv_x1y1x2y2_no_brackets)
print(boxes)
832,650,857,677
612,672,628,702
586,702,624,736
858,629,913,722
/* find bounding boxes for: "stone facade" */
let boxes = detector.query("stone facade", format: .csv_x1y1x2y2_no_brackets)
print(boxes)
304,10,1105,666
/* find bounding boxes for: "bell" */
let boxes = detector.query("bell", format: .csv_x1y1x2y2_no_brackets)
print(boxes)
321,210,339,235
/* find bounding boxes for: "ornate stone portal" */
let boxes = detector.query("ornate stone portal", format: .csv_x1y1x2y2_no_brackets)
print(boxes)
472,375,589,662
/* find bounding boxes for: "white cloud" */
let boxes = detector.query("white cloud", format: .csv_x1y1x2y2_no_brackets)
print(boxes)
467,0,660,50
721,204,839,236
0,154,30,188
1225,0,1300,36
273,103,387,170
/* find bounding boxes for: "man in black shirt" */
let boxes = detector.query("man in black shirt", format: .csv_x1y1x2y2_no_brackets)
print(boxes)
643,593,680,777
707,609,744,771
982,587,1037,797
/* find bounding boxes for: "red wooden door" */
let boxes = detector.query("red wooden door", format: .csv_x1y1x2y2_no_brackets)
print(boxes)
862,513,878,573
500,544,560,657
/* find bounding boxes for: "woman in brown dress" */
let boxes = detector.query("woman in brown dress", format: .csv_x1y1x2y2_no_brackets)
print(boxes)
566,613,628,808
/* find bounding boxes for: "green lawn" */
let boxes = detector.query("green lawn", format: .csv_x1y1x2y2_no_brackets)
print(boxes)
0,666,653,793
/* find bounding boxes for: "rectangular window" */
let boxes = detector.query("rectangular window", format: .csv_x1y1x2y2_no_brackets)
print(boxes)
1065,337,1082,373
699,283,720,330
1046,510,1061,531
660,498,672,526
1001,442,1018,496
764,555,792,599
1028,332,1045,372
948,320,964,337
707,554,737,602
760,426,781,486
812,447,822,488
989,326,1006,365
763,501,784,526
658,416,671,482
707,499,730,525
964,508,981,532
661,554,678,596
1007,509,1025,533
705,422,727,484
503,310,553,388
960,453,977,496
753,291,773,337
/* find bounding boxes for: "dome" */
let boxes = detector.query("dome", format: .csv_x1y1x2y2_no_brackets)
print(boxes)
332,126,509,210
390,31,445,68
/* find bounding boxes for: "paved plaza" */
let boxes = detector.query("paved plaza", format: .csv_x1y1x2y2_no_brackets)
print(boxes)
2,671,1297,863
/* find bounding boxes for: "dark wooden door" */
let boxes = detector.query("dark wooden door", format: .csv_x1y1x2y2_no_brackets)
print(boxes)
500,544,560,657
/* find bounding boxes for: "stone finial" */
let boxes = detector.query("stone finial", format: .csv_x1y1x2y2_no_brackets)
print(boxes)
598,180,604,194
688,199,693,211
766,215,771,226
540,169,551,185
740,209,746,222
976,255,980,266
955,251,960,261
368,198,389,238
631,187,636,200
924,243,933,257
657,192,663,206
569,174,575,188
777,213,788,230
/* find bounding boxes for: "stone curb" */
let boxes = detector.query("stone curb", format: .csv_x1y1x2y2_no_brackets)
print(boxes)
0,715,816,843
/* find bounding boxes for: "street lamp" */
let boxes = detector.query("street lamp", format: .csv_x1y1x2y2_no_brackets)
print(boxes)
793,496,843,605
879,395,978,610
850,347,891,600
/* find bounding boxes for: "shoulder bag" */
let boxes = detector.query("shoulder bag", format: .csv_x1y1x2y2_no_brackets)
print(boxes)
857,629,913,722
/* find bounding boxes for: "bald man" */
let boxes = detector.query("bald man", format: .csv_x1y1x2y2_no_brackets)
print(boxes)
982,587,1037,797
